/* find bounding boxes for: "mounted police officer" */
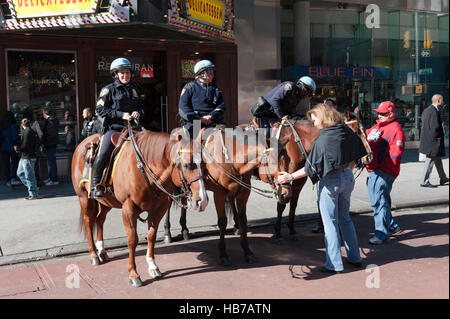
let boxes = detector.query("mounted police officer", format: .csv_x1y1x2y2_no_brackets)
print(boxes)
178,60,226,138
91,57,144,198
260,76,316,138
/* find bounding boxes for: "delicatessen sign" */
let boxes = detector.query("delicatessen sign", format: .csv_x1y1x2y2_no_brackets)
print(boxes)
12,0,97,18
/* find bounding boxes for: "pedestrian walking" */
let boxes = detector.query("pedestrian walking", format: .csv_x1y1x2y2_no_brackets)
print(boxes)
41,107,59,186
14,118,42,200
365,101,406,245
0,111,20,187
277,103,367,273
22,108,44,187
419,94,449,187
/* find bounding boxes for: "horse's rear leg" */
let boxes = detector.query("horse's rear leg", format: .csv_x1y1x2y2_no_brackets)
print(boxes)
214,193,231,266
234,190,255,263
121,200,142,287
79,196,101,265
95,204,111,263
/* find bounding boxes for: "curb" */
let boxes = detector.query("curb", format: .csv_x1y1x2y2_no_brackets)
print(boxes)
0,199,448,267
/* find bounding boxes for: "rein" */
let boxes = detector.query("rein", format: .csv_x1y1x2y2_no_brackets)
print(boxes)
201,129,276,199
127,121,188,210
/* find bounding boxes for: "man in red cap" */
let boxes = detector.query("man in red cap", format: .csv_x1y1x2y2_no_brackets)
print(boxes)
365,101,406,245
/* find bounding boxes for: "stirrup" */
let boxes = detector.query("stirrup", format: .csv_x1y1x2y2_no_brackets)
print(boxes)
92,185,105,198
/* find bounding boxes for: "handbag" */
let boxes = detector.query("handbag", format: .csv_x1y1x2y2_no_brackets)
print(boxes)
250,96,276,118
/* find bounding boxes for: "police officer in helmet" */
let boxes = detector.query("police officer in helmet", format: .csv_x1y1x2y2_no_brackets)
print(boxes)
91,57,144,198
260,76,316,138
178,60,226,138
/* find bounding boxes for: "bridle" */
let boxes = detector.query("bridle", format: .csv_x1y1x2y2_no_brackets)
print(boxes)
344,116,373,178
174,148,205,200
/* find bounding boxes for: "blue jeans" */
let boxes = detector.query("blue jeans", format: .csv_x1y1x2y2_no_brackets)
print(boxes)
17,158,38,197
367,170,399,240
318,170,361,271
46,147,58,182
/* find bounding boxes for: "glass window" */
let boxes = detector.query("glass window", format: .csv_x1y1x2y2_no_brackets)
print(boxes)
7,50,77,153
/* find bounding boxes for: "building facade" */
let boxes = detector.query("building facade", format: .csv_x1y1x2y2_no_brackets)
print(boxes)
235,0,449,144
0,0,237,180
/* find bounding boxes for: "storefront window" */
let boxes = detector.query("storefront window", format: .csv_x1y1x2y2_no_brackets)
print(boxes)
7,50,77,153
281,6,449,141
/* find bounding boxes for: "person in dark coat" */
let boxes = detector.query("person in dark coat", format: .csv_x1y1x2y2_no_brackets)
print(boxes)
419,94,449,187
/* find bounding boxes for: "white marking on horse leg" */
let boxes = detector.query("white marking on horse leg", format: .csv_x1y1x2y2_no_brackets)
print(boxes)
146,249,158,270
95,241,104,255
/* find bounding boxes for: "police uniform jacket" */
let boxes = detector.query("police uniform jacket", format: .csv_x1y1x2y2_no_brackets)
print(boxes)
265,81,301,118
96,79,144,129
178,80,225,126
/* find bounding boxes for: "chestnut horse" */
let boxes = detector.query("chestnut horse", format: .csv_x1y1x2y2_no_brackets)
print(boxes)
164,127,280,265
71,129,208,286
266,111,372,240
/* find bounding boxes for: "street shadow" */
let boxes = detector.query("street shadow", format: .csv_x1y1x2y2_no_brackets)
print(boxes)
104,209,448,284
0,180,75,201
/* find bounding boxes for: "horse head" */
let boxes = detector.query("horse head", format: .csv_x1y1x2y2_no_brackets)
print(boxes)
343,109,373,165
170,129,209,212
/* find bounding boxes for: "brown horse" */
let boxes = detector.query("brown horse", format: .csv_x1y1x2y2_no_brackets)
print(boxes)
264,111,372,240
164,127,279,265
71,129,208,287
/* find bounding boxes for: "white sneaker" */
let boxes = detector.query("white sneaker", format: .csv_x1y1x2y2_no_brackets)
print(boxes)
44,180,59,186
43,178,51,184
11,178,22,185
369,236,389,245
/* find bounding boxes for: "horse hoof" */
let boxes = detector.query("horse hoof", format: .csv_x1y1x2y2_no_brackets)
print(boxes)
90,257,101,266
98,251,109,263
246,254,255,264
129,277,143,287
220,257,231,267
164,235,172,244
149,268,162,279
182,230,190,241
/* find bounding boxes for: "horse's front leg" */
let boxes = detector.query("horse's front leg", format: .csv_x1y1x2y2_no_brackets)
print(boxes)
163,203,172,244
274,202,286,242
214,192,230,266
146,204,166,280
179,197,189,240
121,199,142,287
235,190,255,263
95,204,111,263
287,178,306,240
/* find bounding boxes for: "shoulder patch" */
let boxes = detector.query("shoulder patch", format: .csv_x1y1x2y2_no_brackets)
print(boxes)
284,83,293,91
97,99,105,107
99,88,109,98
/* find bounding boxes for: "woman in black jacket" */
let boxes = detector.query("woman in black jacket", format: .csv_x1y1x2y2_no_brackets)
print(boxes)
278,103,367,274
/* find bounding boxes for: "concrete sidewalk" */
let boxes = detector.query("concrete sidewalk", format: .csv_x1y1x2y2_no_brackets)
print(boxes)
0,148,448,265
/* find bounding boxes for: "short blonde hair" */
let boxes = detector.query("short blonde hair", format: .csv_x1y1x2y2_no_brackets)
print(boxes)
307,103,344,128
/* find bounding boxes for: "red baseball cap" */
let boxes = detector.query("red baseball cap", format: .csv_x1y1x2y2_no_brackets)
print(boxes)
373,101,395,113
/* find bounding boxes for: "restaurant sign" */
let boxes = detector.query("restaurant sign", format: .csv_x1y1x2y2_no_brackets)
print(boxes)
11,0,98,19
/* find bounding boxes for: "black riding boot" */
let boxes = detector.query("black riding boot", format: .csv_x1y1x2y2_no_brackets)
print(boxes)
91,155,106,198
